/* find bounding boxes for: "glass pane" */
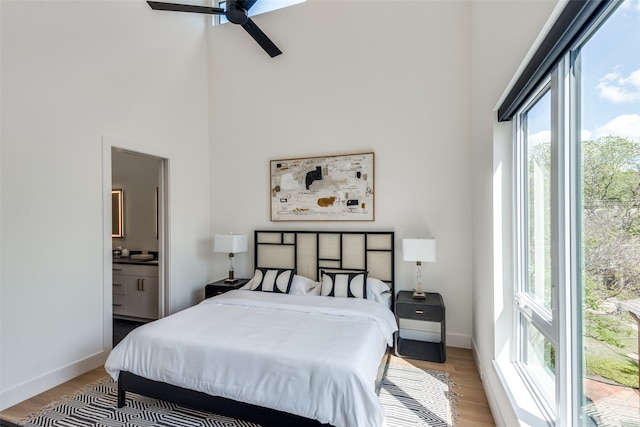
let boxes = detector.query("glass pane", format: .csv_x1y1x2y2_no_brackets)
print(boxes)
526,90,553,310
579,1,640,425
522,315,556,407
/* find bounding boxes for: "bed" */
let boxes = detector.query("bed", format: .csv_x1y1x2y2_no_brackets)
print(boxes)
105,230,397,427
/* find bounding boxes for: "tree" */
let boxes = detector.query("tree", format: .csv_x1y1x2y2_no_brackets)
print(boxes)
527,136,640,297
582,136,640,298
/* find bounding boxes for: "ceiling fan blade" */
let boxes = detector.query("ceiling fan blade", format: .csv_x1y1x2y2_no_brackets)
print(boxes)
147,1,224,15
241,18,282,58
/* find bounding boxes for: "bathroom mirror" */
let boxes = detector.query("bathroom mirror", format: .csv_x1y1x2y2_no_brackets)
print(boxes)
112,189,124,238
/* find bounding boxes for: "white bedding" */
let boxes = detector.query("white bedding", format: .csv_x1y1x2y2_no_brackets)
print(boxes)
105,290,398,427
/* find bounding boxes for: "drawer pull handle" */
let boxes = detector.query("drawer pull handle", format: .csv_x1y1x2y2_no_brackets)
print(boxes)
415,310,424,315
113,283,123,287
113,304,123,307
113,268,123,272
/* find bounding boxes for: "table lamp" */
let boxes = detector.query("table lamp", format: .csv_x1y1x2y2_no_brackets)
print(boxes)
402,238,436,299
214,233,248,283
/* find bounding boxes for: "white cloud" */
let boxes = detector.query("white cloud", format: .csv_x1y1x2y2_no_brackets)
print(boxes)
530,130,598,143
529,130,551,145
619,0,640,12
594,114,640,141
597,69,640,103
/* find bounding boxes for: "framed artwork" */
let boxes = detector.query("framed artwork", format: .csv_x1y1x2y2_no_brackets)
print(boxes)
270,152,374,221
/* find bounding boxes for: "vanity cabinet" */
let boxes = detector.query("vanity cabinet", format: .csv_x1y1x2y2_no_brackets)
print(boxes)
112,263,159,320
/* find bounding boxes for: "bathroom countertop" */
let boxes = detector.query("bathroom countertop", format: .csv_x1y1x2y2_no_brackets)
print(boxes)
113,257,158,266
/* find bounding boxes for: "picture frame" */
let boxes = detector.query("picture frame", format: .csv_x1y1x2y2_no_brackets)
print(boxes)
270,152,374,221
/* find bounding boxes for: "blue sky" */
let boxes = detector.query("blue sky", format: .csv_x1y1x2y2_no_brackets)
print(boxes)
529,0,640,144
581,0,640,142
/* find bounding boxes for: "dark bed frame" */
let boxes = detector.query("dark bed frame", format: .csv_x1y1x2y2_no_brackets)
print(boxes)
116,230,395,427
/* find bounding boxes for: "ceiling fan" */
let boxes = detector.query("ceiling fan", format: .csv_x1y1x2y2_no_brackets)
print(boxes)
147,0,282,58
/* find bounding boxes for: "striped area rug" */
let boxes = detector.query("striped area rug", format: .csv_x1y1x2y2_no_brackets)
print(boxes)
379,365,458,427
18,365,457,427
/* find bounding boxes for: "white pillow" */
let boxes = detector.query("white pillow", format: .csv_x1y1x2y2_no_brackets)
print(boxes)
289,275,319,295
367,277,392,306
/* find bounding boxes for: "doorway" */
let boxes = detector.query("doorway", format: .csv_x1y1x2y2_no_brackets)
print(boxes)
103,137,170,349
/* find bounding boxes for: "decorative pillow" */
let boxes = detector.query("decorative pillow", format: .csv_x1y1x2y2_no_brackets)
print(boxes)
289,275,319,295
320,271,368,298
249,268,296,294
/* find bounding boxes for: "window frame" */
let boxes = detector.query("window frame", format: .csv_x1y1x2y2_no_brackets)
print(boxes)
513,78,559,417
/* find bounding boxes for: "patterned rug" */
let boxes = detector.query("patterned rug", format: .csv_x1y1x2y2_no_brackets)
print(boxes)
379,365,458,427
17,365,458,427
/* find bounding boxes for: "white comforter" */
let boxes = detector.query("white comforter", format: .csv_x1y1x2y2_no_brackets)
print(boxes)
105,290,398,427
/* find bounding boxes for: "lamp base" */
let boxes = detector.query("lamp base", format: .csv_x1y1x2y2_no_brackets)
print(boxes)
412,291,427,299
224,268,237,284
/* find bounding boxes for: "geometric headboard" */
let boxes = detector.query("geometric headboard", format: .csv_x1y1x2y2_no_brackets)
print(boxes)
254,230,395,306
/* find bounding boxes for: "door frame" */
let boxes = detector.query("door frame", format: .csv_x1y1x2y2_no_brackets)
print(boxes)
102,136,171,351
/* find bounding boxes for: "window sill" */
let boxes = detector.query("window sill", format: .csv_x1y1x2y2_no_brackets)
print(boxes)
493,360,555,427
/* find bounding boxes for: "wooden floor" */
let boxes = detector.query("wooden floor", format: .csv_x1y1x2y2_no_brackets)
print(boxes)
1,347,495,426
388,347,496,427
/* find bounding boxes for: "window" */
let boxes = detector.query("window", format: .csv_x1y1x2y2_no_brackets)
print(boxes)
515,85,557,413
512,1,640,425
215,0,304,25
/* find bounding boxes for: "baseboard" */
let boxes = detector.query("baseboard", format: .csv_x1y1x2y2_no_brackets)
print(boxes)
0,351,108,411
446,332,471,349
471,338,507,427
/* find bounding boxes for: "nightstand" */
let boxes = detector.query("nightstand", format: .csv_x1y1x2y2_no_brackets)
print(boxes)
205,278,250,299
395,290,446,362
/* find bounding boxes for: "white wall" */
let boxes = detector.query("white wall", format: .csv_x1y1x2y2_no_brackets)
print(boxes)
0,0,210,409
470,1,558,426
207,0,474,348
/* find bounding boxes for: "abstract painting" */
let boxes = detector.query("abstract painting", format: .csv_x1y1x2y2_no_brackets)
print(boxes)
270,152,374,221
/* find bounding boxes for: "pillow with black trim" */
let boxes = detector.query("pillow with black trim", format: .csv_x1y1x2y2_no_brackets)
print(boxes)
249,268,296,294
320,271,368,299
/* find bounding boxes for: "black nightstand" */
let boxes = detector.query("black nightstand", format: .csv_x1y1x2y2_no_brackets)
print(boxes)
205,278,250,299
395,290,446,363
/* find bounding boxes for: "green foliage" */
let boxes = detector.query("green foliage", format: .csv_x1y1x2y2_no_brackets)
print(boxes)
584,311,631,348
532,135,640,388
582,136,640,299
583,275,602,311
586,355,639,388
583,136,640,210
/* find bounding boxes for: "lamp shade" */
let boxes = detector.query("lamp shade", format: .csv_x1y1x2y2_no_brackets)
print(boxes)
213,234,248,254
402,238,436,262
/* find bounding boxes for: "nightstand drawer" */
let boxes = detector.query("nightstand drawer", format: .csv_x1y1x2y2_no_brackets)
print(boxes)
205,278,250,299
396,303,443,322
208,286,232,297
